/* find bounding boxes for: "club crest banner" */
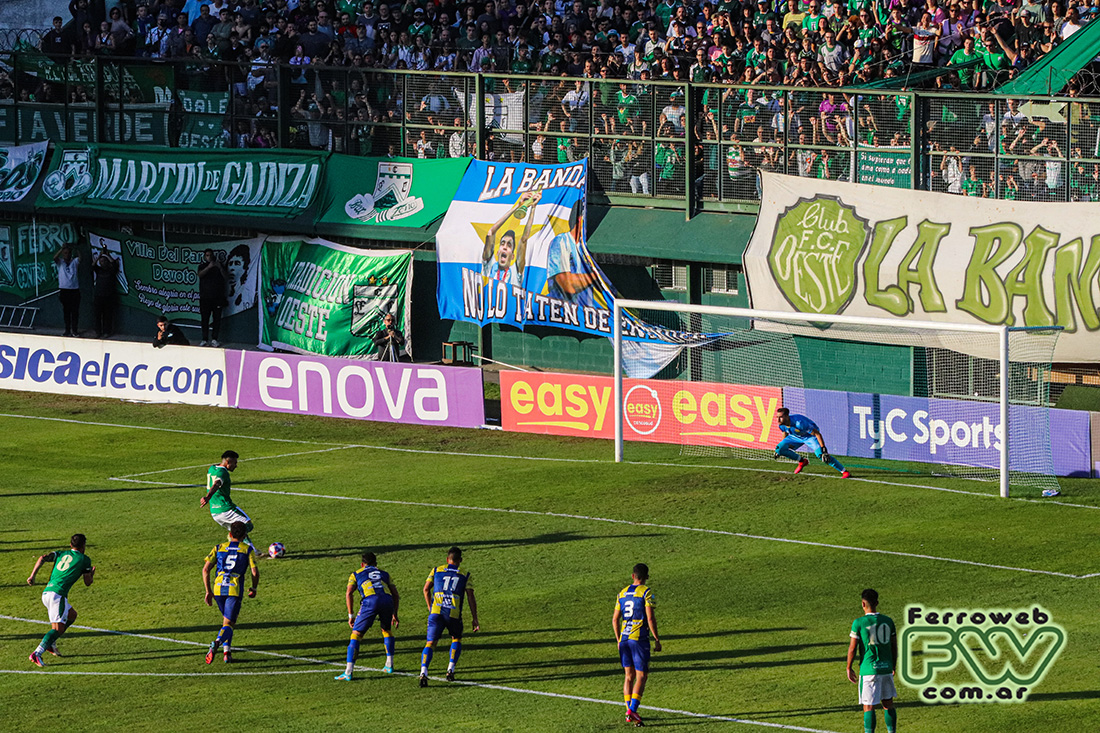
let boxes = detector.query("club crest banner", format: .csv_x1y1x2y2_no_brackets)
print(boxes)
744,172,1097,361
316,156,469,232
0,142,48,203
87,229,262,320
259,238,413,358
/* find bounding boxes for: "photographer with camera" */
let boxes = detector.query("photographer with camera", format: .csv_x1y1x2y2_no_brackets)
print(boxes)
371,312,408,362
92,248,119,339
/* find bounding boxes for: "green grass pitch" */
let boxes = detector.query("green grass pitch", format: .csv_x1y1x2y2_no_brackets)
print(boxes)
0,390,1097,732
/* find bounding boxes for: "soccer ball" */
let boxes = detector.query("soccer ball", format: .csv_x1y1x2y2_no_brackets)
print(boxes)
267,542,285,559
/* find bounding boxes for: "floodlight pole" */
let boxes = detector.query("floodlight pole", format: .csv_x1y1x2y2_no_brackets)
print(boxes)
613,300,624,463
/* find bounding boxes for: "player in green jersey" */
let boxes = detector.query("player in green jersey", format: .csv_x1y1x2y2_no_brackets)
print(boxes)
26,533,96,667
200,450,256,550
846,589,898,733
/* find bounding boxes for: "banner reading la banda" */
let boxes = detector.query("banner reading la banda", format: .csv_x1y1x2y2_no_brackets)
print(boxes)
36,144,322,219
501,370,782,449
744,172,1100,362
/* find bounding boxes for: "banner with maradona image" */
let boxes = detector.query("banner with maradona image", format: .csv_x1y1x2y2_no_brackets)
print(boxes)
436,159,719,376
259,238,413,358
86,229,262,321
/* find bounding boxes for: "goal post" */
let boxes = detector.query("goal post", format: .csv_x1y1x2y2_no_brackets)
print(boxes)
613,299,1063,498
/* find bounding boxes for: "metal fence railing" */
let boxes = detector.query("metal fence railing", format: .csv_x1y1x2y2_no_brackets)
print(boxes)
2,51,1099,209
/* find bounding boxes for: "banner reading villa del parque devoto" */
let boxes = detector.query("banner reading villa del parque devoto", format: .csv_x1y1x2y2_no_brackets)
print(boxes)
87,230,262,321
435,158,716,377
745,172,1100,362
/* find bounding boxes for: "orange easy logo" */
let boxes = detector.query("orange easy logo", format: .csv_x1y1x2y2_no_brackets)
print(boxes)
501,371,781,448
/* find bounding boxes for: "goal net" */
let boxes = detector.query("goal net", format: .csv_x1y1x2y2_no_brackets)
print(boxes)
613,301,1062,497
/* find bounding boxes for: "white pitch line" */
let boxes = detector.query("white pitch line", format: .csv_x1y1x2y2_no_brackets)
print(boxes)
231,487,1091,580
112,446,359,479
0,615,842,733
5,411,1096,512
0,669,335,677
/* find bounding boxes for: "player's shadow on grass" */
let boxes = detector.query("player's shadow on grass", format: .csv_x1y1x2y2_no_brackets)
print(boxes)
1,484,190,498
1028,689,1100,702
722,699,924,719
0,542,67,554
281,531,661,561
472,628,801,653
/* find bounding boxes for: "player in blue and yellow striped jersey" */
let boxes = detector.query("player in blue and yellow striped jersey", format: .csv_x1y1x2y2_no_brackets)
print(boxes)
202,521,258,664
612,563,662,727
335,551,401,681
418,546,479,687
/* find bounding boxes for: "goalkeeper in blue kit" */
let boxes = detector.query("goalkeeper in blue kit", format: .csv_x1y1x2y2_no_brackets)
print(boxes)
775,407,850,478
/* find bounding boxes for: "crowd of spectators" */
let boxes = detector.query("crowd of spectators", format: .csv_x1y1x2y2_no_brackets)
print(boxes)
13,0,1100,201
40,0,1095,88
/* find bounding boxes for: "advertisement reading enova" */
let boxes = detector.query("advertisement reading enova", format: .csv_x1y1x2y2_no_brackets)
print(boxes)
0,333,485,428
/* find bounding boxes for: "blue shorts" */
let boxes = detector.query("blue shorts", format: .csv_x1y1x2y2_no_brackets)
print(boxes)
776,434,823,457
353,599,394,635
426,613,464,643
215,595,242,624
619,639,650,672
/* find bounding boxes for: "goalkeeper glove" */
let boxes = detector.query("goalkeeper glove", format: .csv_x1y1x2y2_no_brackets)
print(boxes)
820,450,830,463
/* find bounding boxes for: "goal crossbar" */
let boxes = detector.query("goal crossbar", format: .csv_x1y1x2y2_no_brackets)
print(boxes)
612,300,1062,498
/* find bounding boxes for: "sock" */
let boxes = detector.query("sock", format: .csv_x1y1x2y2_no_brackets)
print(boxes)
884,708,897,733
448,641,462,670
346,637,361,665
827,455,846,473
421,644,433,674
216,626,234,651
37,628,60,653
382,630,395,657
628,695,641,713
344,662,354,675
864,710,876,733
624,693,631,706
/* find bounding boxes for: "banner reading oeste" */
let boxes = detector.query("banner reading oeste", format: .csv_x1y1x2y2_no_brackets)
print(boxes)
260,239,413,358
87,230,261,320
36,144,322,219
501,370,782,449
744,172,1099,361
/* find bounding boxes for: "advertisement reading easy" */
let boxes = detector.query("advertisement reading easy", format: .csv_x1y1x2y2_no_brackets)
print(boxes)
782,387,1091,477
0,332,228,406
227,350,485,427
501,371,781,448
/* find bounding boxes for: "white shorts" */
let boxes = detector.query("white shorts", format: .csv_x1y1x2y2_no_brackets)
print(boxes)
42,591,73,624
859,674,897,706
211,507,251,530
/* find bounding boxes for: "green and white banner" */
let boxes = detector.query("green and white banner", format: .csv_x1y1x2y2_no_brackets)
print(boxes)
0,220,77,299
0,142,47,202
37,144,322,219
260,238,413,358
177,90,228,149
744,172,1100,362
316,156,469,233
87,229,262,320
0,105,172,146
